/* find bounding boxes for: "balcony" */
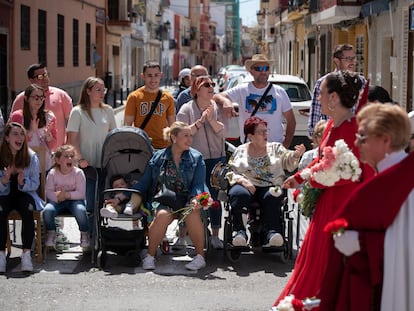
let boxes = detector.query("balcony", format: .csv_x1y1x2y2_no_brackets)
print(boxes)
311,0,363,25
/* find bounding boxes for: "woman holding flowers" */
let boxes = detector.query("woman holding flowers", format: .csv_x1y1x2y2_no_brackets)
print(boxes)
177,75,226,249
226,116,305,248
319,104,414,311
274,71,370,305
132,121,209,271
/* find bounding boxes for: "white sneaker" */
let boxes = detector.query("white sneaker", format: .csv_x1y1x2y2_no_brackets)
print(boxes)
123,203,134,216
80,232,90,248
264,232,284,247
185,254,206,271
210,236,223,249
232,231,247,247
0,251,6,273
45,231,56,247
142,255,155,270
21,251,33,272
100,206,118,218
172,237,187,250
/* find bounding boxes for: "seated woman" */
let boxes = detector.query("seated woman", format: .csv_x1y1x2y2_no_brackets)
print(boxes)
131,121,209,271
9,84,57,170
226,116,305,247
0,122,44,273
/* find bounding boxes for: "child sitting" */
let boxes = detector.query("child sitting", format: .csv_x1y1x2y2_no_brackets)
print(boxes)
43,144,90,250
100,174,150,219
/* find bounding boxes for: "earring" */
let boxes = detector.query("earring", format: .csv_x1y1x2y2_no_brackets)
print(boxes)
327,103,335,111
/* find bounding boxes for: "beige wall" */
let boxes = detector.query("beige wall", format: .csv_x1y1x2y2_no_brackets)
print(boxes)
12,0,106,101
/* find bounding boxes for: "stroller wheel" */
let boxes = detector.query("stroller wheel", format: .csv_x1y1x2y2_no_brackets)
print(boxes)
125,250,141,267
97,250,106,269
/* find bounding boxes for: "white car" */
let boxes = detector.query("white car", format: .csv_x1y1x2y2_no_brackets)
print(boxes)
225,73,312,149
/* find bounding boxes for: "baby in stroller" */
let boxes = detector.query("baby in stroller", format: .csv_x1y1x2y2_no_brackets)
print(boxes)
100,174,151,223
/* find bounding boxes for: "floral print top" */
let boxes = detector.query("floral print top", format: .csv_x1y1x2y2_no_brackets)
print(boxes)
226,142,300,187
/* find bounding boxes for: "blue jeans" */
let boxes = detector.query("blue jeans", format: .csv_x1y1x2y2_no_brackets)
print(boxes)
204,157,225,229
43,200,89,232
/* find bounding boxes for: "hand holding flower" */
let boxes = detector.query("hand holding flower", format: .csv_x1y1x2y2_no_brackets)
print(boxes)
269,185,283,197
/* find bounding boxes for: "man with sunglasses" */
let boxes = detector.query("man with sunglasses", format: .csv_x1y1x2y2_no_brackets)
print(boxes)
214,54,296,148
308,44,366,136
11,63,73,150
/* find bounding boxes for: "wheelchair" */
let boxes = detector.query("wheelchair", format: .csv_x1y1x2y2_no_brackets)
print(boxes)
211,162,294,263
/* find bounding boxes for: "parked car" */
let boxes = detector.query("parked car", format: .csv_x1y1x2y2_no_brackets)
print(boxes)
225,73,312,149
217,65,246,91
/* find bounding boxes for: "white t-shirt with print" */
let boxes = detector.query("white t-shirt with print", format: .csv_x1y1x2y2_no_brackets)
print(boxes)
226,82,292,143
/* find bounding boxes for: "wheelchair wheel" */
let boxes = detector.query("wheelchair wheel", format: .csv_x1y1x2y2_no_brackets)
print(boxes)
97,250,106,269
225,248,242,262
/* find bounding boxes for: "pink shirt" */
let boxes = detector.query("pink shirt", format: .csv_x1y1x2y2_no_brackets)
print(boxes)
12,86,73,150
46,166,86,203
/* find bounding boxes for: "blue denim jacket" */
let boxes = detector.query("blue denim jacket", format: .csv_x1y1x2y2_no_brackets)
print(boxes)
133,146,208,201
0,149,45,211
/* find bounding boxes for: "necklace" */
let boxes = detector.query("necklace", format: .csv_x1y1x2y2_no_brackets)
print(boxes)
248,142,266,158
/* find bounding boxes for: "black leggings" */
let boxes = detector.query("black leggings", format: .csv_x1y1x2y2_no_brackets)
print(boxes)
0,178,35,250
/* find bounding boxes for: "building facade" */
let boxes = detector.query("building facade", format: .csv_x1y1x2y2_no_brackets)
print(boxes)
262,0,414,111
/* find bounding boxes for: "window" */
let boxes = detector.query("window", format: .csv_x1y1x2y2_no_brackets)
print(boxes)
73,19,79,66
86,23,91,66
57,14,64,67
21,5,30,50
38,10,47,64
355,35,365,74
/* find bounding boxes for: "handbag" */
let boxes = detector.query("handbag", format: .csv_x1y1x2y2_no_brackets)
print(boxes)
153,184,188,211
152,158,188,211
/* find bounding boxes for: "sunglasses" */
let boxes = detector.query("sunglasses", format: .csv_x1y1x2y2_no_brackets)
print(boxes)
29,95,45,101
33,72,49,80
253,66,270,72
202,82,216,88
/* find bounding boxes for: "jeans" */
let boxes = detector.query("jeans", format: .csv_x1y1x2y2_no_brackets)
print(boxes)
204,157,225,229
228,184,283,234
43,200,89,232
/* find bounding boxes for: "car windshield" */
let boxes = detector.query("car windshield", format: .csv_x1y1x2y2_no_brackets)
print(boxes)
270,82,312,102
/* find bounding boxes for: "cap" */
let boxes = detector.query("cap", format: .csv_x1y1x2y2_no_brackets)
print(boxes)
178,68,191,81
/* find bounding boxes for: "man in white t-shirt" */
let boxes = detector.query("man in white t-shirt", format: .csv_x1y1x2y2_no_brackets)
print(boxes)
214,54,295,147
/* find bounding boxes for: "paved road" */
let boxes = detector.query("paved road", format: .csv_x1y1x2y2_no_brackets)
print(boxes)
1,93,311,310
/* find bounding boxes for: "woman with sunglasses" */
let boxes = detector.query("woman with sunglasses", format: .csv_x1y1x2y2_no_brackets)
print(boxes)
318,104,414,310
274,71,372,306
9,84,57,169
0,122,44,272
176,75,226,249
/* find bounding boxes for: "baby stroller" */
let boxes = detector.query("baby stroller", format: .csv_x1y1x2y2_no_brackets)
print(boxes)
211,161,294,263
96,127,153,269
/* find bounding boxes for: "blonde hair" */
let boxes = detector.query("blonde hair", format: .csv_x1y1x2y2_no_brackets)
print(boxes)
312,120,327,147
162,121,190,144
357,103,411,151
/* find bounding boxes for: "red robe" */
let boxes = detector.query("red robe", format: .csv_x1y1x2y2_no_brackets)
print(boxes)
274,118,373,306
319,151,414,310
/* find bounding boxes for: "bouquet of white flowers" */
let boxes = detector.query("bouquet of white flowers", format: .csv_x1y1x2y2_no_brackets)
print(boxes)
295,139,361,217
